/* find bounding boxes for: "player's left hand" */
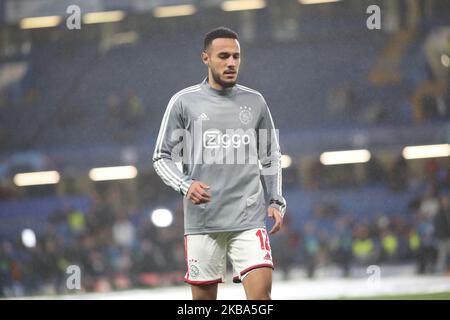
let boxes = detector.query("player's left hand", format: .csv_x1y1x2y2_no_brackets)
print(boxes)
267,207,283,235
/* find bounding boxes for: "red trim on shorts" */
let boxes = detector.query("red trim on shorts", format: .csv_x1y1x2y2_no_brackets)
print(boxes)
233,263,274,283
240,263,274,276
184,235,189,280
184,278,223,285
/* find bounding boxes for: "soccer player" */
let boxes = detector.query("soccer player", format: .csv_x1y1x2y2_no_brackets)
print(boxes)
152,27,286,300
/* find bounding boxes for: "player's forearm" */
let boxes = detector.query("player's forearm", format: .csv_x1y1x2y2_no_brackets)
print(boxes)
261,157,286,217
153,156,194,197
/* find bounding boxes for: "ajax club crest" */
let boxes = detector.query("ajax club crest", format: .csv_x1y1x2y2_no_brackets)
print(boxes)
239,106,253,124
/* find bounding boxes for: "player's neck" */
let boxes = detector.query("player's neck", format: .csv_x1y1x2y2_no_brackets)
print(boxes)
207,77,225,91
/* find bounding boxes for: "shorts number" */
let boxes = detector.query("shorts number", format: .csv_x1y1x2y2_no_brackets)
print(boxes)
256,229,270,251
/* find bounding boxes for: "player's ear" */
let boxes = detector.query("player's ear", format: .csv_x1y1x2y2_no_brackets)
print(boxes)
201,51,209,65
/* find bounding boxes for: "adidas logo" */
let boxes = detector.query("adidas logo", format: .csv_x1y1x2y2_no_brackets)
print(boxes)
198,113,210,120
264,252,272,261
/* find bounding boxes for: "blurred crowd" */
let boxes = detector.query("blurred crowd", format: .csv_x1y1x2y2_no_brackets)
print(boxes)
273,190,450,280
275,156,450,279
0,182,186,297
305,155,450,192
0,157,449,297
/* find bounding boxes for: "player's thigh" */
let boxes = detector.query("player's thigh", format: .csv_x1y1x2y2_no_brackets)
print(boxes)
241,266,272,300
191,282,219,300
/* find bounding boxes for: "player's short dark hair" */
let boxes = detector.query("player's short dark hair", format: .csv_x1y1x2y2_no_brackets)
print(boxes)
203,27,238,52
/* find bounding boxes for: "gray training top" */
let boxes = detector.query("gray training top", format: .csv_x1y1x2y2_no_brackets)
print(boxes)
153,78,286,235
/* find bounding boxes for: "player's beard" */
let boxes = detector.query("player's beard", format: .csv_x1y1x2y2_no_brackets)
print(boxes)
211,67,237,89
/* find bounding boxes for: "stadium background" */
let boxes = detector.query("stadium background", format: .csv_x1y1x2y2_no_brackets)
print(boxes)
0,0,449,299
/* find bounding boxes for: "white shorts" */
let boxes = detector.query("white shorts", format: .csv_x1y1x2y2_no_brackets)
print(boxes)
183,227,274,285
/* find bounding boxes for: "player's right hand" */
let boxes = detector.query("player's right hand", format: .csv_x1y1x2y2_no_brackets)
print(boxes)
186,181,211,205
